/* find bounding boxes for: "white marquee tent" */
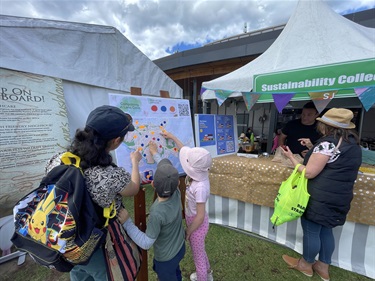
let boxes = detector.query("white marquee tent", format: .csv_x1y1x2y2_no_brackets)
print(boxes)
201,0,375,103
0,15,182,135
200,1,375,279
0,15,183,266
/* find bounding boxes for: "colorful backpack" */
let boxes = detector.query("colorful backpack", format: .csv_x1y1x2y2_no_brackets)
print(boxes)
11,152,109,272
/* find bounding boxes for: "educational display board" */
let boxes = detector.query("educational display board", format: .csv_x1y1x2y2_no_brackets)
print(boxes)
195,114,238,157
109,94,195,182
0,69,70,214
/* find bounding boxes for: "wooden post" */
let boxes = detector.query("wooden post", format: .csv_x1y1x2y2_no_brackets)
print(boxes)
159,90,170,98
130,87,148,281
131,87,142,96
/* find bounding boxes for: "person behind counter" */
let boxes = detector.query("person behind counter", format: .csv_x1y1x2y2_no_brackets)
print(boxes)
245,127,254,140
279,101,321,157
280,108,362,281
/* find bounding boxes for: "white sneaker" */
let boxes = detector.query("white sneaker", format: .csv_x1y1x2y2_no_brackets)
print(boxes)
190,270,213,281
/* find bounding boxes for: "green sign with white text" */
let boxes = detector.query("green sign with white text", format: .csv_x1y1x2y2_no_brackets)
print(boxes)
253,58,375,101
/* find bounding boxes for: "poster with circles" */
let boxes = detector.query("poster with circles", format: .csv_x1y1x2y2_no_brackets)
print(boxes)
109,94,195,182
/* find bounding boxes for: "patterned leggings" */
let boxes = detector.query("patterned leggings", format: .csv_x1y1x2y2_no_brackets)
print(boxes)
185,214,210,281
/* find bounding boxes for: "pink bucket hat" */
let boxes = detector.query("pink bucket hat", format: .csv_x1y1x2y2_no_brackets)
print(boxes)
180,147,212,181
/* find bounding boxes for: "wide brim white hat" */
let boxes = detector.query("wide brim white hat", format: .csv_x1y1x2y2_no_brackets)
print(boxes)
180,146,212,182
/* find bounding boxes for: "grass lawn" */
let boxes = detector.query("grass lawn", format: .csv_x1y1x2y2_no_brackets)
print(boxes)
1,185,371,281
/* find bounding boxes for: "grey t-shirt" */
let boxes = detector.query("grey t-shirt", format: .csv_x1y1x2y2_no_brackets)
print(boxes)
146,189,185,262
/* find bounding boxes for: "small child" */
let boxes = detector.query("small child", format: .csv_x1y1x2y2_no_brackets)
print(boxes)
180,146,213,281
118,158,185,281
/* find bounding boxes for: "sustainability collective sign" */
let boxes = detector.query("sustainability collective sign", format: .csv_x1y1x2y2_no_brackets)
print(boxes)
253,58,375,102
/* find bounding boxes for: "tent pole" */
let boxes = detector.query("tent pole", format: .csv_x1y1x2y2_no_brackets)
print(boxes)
251,110,255,131
193,78,197,115
267,103,278,153
358,106,365,140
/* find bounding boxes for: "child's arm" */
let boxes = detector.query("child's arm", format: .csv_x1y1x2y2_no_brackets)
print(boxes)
185,203,206,241
161,131,184,150
117,208,156,250
119,151,142,196
149,141,162,164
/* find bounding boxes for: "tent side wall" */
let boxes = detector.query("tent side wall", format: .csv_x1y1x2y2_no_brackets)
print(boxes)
0,15,182,98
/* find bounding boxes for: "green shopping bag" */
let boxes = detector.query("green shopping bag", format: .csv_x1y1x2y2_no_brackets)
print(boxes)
270,164,310,227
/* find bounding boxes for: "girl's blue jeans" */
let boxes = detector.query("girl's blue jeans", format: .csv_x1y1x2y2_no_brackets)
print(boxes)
301,216,335,264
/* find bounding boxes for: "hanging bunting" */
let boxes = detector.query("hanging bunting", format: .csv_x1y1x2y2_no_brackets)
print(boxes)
242,92,260,111
354,86,375,111
200,87,207,95
215,89,233,106
272,93,295,113
309,90,337,113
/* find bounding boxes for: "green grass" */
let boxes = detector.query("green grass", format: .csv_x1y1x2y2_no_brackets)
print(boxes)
123,186,371,281
2,186,371,281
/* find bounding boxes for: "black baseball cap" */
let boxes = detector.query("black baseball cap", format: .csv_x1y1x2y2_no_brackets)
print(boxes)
153,159,179,198
86,105,134,140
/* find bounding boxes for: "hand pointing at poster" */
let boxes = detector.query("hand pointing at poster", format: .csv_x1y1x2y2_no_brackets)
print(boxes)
161,131,184,150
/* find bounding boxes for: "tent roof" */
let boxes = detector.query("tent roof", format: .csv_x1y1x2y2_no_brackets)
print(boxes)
201,0,375,101
0,15,182,98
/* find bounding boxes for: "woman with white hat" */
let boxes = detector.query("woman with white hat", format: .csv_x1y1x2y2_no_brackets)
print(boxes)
281,108,362,281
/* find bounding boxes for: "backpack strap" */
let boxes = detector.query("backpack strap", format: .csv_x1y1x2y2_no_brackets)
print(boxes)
61,152,82,172
103,201,117,227
61,152,117,228
333,137,343,154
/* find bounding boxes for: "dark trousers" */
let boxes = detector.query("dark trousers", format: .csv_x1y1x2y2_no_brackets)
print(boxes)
153,243,185,281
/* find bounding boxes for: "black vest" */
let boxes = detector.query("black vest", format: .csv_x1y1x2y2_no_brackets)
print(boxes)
303,135,362,228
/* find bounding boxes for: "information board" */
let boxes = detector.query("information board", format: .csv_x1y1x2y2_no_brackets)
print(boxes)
109,94,195,182
194,114,238,157
0,69,70,214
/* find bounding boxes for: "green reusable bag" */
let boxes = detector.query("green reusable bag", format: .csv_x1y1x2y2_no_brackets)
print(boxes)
270,164,310,227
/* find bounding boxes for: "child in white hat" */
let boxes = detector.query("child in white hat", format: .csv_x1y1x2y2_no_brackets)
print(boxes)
180,146,213,281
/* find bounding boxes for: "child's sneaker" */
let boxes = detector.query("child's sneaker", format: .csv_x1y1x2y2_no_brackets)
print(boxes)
190,270,213,281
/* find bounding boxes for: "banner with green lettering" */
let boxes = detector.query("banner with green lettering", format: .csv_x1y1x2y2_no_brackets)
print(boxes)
253,58,375,102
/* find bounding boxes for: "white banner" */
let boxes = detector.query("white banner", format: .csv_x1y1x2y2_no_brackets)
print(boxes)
0,69,70,215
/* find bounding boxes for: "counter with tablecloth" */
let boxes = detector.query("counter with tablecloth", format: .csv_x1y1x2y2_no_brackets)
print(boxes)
207,154,375,278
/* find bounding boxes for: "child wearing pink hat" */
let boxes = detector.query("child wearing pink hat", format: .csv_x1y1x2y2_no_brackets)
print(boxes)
180,146,213,281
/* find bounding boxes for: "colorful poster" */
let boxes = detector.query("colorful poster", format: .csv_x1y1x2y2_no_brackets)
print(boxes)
216,115,235,155
109,94,195,181
198,114,215,146
0,69,70,214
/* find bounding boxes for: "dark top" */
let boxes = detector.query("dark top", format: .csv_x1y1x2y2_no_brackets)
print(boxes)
303,135,362,228
282,119,321,155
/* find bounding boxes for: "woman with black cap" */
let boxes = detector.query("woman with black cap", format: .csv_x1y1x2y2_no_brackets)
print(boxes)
45,105,142,281
280,108,362,281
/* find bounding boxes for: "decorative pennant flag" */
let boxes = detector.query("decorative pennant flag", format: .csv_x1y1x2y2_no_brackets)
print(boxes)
309,90,337,113
200,87,207,95
242,92,260,111
272,93,295,113
214,89,233,106
354,86,375,111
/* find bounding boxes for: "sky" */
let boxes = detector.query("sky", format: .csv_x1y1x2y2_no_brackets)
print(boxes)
1,0,374,60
